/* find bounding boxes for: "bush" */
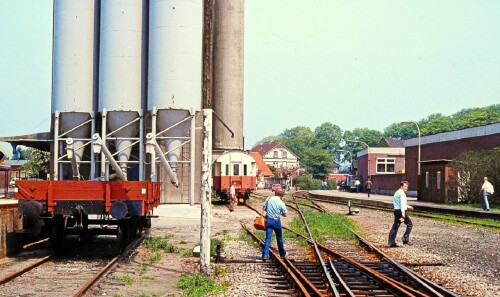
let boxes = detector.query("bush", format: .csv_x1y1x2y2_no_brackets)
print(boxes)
447,149,499,204
293,175,322,190
326,180,337,190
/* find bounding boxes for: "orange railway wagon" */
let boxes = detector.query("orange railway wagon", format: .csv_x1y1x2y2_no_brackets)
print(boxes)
212,151,257,204
15,180,161,252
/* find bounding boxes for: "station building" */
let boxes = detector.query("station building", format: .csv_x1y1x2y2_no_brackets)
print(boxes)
356,123,500,202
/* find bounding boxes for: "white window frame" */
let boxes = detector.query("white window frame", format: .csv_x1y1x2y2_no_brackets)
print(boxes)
376,158,396,173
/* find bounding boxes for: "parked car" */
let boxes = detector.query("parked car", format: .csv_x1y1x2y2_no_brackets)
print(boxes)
271,184,282,191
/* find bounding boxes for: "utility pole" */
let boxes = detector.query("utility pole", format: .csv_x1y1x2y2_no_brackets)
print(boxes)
200,109,213,274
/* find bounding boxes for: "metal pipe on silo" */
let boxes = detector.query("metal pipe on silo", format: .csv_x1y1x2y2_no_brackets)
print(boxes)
213,0,245,151
98,0,145,180
148,0,203,174
52,0,97,180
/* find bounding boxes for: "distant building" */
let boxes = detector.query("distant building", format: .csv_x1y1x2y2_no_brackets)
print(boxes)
404,123,500,201
354,123,500,202
250,143,300,185
355,147,406,195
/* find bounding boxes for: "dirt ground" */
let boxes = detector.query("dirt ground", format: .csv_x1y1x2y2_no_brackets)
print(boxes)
86,202,259,297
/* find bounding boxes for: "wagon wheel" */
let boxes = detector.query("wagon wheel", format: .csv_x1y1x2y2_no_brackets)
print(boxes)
116,221,128,254
128,216,140,242
79,214,90,243
51,215,67,253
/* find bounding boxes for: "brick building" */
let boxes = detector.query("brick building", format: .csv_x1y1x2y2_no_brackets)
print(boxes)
404,123,500,202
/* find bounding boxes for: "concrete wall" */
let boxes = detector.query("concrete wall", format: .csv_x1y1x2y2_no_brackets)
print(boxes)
0,204,22,258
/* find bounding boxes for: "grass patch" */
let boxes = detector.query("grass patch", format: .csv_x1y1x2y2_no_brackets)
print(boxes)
148,252,162,264
289,210,357,244
177,273,231,297
179,240,188,244
115,273,134,285
143,234,178,253
139,265,149,275
181,248,194,258
446,203,499,211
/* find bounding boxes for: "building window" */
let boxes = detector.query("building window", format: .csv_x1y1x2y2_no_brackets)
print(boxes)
273,151,278,158
233,163,240,176
425,171,429,189
437,171,441,189
282,151,287,159
243,164,247,176
376,158,395,173
225,164,229,176
282,162,287,168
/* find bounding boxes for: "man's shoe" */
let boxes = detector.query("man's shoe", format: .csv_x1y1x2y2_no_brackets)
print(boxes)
389,243,398,248
262,257,269,262
403,241,413,246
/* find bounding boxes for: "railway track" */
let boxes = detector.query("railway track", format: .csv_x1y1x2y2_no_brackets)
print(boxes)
0,235,143,297
245,192,459,296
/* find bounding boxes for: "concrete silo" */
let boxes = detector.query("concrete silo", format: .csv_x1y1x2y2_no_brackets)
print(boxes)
148,0,203,202
98,0,146,181
212,0,245,151
52,0,97,180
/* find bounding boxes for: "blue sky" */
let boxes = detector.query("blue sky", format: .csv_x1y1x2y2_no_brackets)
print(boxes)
1,1,500,149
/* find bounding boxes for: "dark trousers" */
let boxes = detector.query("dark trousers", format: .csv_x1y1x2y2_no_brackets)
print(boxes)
367,189,371,197
262,217,286,259
388,209,413,245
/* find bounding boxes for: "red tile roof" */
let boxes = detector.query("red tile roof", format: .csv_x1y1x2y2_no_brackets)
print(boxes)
251,143,288,157
250,152,274,176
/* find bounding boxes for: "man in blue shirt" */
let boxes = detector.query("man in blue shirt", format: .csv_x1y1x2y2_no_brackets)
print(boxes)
388,181,414,247
260,189,287,260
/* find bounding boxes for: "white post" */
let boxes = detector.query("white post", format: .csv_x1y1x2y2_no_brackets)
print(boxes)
190,113,196,206
200,109,213,274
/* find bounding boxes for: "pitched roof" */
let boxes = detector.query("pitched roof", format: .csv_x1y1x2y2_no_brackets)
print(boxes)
381,137,405,147
251,143,298,159
250,152,274,176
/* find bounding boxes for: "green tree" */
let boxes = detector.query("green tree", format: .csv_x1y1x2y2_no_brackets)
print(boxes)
452,108,489,130
21,148,50,178
383,122,418,139
301,147,332,179
279,126,314,158
447,149,499,204
420,113,454,135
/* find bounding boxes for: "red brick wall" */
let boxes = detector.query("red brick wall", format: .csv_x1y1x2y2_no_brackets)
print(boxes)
406,132,500,202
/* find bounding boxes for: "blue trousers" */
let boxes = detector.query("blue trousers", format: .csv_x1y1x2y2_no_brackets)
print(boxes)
483,192,491,210
262,217,286,259
388,209,413,245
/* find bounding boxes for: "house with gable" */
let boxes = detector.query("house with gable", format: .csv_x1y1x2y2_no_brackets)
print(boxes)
250,143,300,179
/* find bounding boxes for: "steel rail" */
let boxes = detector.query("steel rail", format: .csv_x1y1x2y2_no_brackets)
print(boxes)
241,224,312,297
306,198,455,296
0,254,53,285
73,234,145,297
291,198,341,297
285,226,429,297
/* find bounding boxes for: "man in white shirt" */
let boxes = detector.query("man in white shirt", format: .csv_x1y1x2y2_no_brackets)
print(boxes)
388,181,414,247
480,177,495,211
